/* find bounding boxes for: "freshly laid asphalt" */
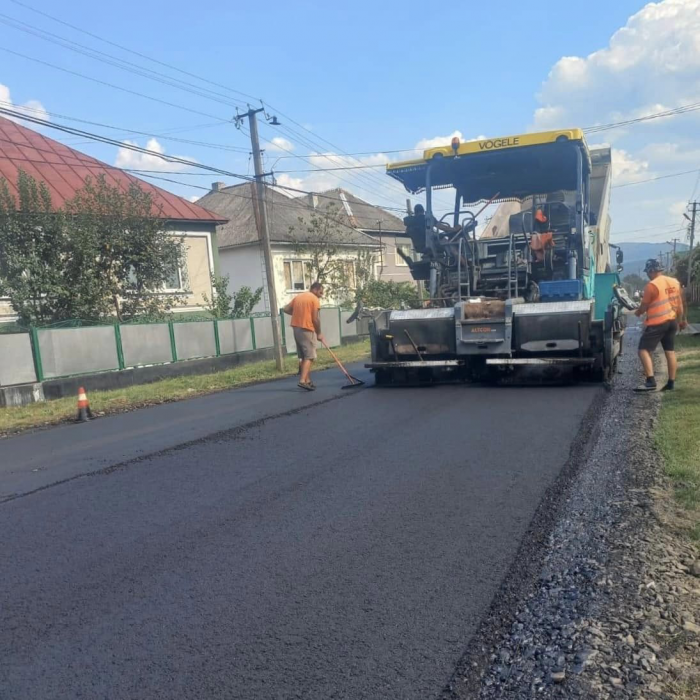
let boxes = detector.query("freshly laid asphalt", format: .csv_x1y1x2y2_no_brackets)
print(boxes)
0,364,598,699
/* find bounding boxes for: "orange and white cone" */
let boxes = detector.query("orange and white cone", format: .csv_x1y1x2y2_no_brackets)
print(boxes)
76,386,94,422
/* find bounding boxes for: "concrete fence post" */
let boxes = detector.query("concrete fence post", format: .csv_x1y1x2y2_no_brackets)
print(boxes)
250,316,257,350
213,320,221,357
168,321,178,363
114,324,126,370
29,325,45,383
279,310,287,347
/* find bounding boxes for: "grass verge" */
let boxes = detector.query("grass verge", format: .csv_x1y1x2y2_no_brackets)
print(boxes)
655,330,700,541
0,340,370,437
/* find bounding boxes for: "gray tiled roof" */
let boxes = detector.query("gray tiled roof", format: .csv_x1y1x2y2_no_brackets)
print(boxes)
310,188,406,233
196,183,382,248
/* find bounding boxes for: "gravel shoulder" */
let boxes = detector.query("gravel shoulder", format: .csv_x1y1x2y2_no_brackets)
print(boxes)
447,326,700,699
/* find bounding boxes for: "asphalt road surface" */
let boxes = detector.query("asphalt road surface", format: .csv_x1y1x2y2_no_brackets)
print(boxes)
0,365,598,699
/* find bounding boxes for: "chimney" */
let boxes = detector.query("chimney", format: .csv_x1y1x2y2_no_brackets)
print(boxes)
211,182,226,192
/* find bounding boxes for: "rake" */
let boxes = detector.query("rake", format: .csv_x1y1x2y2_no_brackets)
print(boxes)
321,339,365,389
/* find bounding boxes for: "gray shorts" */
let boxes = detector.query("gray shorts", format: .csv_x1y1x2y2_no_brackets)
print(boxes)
293,327,317,360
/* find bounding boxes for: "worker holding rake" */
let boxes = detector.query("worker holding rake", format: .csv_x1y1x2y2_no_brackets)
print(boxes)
283,282,325,391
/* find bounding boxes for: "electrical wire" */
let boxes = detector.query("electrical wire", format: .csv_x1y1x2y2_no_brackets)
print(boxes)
2,3,444,207
1,7,411,206
583,102,700,134
0,101,248,153
612,168,700,189
0,106,444,217
0,47,232,123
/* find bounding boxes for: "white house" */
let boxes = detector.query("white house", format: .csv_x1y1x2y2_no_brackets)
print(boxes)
197,183,411,312
0,116,226,323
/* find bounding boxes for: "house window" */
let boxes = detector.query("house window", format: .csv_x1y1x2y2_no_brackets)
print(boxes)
395,244,413,266
127,264,186,292
284,260,311,291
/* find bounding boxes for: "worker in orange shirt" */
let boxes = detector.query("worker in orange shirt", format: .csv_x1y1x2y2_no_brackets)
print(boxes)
634,259,687,392
283,282,325,391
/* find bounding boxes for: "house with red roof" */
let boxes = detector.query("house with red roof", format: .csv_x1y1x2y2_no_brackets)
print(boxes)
0,116,227,322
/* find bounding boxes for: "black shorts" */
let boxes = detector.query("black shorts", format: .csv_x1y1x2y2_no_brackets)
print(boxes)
638,320,678,353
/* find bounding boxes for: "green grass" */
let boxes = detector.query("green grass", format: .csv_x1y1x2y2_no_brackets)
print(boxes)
656,333,700,540
0,340,370,436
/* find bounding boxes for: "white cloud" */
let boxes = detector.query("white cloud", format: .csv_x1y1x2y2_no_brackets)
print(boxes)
267,136,295,153
533,0,700,239
188,195,200,203
0,83,49,124
669,200,688,218
611,148,651,185
114,138,197,173
534,0,700,132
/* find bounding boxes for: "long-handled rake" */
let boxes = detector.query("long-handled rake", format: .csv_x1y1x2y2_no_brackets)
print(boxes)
321,339,366,389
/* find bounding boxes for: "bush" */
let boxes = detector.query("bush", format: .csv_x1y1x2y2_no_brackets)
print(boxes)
359,280,421,309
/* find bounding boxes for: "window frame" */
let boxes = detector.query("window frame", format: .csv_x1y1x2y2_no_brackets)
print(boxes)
283,259,312,293
395,243,413,267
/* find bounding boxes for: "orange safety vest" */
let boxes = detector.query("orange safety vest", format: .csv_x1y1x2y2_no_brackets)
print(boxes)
644,275,681,327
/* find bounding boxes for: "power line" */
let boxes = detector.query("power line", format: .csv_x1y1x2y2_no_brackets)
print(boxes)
9,0,260,103
0,106,430,216
583,101,700,134
0,12,250,111
0,101,249,153
0,47,232,123
6,0,447,207
3,5,410,206
612,168,700,189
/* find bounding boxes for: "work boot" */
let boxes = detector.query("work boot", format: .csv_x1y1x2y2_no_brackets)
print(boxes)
661,380,675,391
634,377,657,392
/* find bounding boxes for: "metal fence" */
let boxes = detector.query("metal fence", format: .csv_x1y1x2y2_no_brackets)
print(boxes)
0,308,359,387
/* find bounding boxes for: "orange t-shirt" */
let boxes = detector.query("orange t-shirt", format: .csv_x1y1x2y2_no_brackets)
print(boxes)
290,291,320,332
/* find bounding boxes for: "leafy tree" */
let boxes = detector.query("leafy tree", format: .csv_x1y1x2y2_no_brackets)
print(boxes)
288,203,378,306
0,171,186,324
231,285,263,318
202,275,263,318
0,171,70,325
202,274,234,318
64,175,185,321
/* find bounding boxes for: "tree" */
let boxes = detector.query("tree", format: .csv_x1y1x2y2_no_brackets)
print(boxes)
64,175,185,321
0,171,70,325
231,285,263,318
202,274,263,318
288,203,378,306
0,171,186,324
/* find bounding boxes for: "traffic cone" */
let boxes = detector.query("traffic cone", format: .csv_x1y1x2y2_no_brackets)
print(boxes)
76,386,94,422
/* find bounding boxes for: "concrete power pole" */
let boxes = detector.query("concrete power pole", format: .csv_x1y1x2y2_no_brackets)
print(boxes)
688,201,698,288
237,106,285,372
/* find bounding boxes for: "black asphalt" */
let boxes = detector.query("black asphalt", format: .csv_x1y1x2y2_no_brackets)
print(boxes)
0,365,598,699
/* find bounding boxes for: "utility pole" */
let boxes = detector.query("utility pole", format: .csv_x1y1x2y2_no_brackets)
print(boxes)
236,106,285,371
687,202,698,288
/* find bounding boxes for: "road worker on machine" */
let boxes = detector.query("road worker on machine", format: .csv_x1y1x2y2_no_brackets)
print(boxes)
634,259,686,392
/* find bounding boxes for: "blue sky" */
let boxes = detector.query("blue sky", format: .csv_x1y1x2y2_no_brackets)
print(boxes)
2,0,699,245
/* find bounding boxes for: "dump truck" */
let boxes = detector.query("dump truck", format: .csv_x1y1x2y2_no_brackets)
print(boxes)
366,128,629,385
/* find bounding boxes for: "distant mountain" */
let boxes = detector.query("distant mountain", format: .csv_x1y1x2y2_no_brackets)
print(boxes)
618,241,689,278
